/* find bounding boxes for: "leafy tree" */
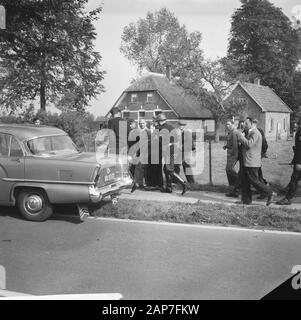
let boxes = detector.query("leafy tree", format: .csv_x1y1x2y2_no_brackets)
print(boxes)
0,0,105,112
120,7,204,77
226,0,301,110
179,58,247,141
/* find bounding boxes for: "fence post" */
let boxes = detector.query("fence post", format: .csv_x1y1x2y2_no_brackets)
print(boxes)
209,139,213,186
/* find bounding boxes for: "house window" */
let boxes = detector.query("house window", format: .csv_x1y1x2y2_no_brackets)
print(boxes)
238,97,247,104
283,118,286,131
131,93,138,103
154,110,162,117
146,93,153,103
122,111,130,119
270,118,274,132
139,111,145,118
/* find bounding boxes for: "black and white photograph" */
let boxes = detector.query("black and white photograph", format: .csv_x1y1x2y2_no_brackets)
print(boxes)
0,0,301,304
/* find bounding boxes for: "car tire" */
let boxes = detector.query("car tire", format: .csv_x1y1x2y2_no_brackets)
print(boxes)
17,188,53,222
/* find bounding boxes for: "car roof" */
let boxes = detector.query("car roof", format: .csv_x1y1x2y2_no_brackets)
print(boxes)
0,124,66,141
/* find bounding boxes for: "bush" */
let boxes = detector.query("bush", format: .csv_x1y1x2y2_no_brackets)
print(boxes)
0,107,96,150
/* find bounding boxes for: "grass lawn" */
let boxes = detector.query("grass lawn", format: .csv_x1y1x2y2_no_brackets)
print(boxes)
93,199,301,233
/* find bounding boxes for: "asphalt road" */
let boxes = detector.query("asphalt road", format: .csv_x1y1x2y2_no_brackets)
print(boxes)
0,207,301,300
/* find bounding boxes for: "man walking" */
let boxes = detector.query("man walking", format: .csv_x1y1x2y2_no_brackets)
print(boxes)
156,113,188,195
253,119,269,199
223,119,239,197
237,117,276,206
174,120,196,185
277,119,301,205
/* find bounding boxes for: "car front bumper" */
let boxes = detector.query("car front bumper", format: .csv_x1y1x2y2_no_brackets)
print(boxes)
89,176,133,203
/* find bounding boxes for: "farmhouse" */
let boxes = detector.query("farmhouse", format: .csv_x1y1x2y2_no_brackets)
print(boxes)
107,68,214,132
223,80,292,140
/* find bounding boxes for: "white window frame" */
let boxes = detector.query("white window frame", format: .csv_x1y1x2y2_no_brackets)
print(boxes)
270,118,274,132
122,110,130,119
138,110,146,118
153,110,162,117
146,93,153,103
131,93,138,103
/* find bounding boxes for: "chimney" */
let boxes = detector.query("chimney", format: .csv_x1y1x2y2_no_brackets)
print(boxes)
254,78,261,86
166,65,171,80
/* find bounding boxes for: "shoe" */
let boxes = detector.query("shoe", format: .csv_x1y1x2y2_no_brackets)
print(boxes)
137,184,146,190
257,194,266,200
276,198,292,205
226,192,239,198
131,183,137,193
266,192,277,206
181,183,189,196
160,187,172,193
159,187,166,193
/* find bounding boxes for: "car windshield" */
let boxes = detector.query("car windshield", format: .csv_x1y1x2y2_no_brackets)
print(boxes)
27,135,79,157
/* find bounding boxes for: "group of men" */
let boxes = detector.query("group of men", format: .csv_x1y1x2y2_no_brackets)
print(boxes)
224,116,301,206
107,105,301,205
107,107,194,195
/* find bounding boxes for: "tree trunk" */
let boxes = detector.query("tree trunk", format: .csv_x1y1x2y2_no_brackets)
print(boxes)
214,119,220,143
40,82,46,112
40,49,47,111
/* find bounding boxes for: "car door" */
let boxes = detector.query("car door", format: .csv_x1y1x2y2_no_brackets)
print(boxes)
0,133,25,205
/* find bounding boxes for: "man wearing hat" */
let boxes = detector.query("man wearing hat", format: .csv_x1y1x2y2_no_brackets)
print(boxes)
174,120,196,185
156,113,189,195
277,118,301,205
145,116,164,189
107,106,129,155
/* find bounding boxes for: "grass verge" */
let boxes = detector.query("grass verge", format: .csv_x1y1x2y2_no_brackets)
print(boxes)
92,199,301,233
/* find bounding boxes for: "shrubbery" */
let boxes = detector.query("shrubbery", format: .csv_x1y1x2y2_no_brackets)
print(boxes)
0,106,97,151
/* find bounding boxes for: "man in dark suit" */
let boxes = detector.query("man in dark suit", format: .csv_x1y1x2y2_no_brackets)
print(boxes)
277,119,301,205
145,116,163,189
157,113,188,195
237,117,276,206
224,119,239,197
107,107,129,155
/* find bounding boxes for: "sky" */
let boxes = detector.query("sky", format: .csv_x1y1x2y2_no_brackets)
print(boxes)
85,0,301,117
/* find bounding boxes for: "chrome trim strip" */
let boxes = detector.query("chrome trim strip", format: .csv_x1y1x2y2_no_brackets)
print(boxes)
23,134,67,143
2,178,94,185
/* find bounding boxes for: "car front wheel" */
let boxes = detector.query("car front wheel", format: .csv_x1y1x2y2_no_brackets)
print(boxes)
17,189,53,222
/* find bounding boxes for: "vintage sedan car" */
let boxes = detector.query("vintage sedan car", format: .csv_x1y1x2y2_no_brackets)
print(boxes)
0,124,132,221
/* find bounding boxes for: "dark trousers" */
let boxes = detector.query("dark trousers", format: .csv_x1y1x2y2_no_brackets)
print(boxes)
164,162,177,189
134,162,146,186
146,164,163,187
226,157,238,187
233,156,244,192
174,161,195,184
241,166,273,204
258,167,267,185
286,166,301,200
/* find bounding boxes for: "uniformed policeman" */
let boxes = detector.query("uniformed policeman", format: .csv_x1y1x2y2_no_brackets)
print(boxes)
277,119,301,205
